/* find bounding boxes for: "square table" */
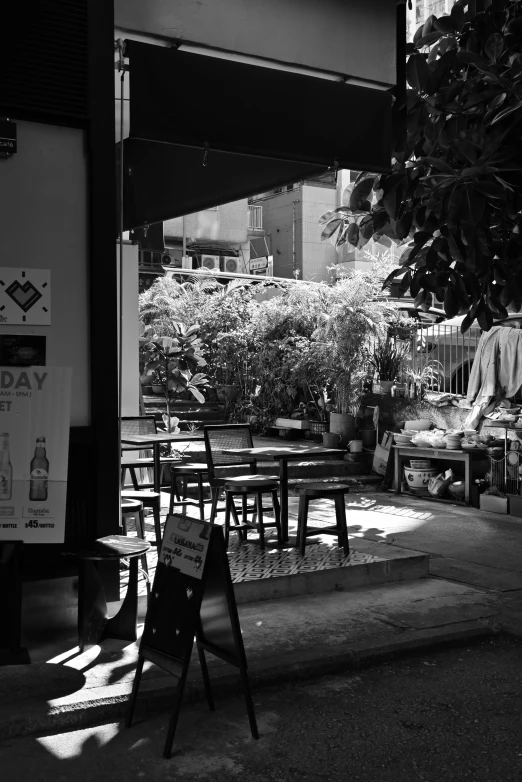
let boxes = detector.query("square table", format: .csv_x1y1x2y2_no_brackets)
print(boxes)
221,445,344,542
121,432,204,493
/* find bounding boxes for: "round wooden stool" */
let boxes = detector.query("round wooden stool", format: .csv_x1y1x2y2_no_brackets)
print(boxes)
169,462,209,521
223,475,282,550
121,489,162,547
121,498,150,598
295,483,350,556
64,535,151,652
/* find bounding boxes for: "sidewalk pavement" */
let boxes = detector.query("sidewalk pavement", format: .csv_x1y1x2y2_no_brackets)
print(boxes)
2,491,522,740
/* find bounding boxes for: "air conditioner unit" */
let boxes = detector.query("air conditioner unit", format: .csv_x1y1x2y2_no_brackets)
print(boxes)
201,254,220,271
223,256,240,274
161,252,172,265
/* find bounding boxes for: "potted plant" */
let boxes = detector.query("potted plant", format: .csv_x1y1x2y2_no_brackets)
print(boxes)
142,322,209,431
370,338,410,394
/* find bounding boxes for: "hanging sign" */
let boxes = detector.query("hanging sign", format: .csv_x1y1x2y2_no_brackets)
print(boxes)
159,513,211,580
0,269,51,325
127,515,258,758
0,366,72,543
250,256,268,271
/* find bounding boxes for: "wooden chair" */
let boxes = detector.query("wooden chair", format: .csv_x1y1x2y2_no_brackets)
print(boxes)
121,489,163,548
295,483,350,557
203,424,279,526
169,462,210,522
120,415,184,490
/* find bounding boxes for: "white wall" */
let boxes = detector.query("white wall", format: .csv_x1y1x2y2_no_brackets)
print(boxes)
301,185,338,282
0,121,89,426
164,199,249,245
119,242,140,416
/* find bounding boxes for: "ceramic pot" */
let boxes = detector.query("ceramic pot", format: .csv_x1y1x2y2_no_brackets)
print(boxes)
322,432,342,449
379,380,394,394
151,384,164,395
361,428,376,448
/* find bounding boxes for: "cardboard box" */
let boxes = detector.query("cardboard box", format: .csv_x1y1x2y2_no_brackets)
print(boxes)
480,494,509,514
274,417,310,430
508,495,522,518
372,431,394,476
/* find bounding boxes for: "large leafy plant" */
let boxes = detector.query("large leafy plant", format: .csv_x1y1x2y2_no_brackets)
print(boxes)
142,322,209,430
320,0,522,332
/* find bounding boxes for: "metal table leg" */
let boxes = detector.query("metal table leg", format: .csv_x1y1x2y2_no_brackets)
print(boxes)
279,458,289,542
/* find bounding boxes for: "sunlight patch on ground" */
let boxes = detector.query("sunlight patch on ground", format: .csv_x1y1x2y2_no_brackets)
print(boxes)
36,724,120,759
371,504,433,521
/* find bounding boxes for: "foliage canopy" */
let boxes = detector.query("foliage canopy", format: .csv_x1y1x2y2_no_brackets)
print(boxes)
320,0,522,332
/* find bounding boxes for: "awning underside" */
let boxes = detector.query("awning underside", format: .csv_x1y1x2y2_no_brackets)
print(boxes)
121,40,394,231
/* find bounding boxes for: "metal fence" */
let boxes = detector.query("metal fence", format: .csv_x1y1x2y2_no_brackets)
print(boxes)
409,322,481,395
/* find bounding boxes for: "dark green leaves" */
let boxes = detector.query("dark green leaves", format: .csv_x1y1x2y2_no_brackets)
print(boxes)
349,177,375,210
485,33,504,62
407,53,430,92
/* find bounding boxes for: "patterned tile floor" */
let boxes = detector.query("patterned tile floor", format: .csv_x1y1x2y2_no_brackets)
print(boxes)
120,493,385,597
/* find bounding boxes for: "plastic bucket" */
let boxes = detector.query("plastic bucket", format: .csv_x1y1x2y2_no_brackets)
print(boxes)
348,440,363,454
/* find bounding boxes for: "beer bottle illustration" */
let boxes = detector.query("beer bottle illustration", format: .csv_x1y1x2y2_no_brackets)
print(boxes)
30,437,49,501
0,433,12,501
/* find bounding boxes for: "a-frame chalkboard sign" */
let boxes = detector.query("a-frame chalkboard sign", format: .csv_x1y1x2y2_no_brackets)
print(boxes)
126,514,258,758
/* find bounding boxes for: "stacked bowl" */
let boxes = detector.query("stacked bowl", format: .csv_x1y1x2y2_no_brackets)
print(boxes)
394,433,413,445
445,434,462,450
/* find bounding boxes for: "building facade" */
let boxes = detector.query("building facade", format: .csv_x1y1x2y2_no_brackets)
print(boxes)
407,0,458,40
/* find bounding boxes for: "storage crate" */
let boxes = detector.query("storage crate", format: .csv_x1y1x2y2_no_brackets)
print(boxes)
480,494,509,514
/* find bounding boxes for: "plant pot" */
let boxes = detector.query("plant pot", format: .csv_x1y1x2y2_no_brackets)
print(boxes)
379,380,394,394
361,428,376,449
329,412,356,449
216,385,241,403
151,384,164,395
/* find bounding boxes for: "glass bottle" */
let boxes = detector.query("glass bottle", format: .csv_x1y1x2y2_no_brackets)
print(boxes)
29,437,49,501
0,433,12,501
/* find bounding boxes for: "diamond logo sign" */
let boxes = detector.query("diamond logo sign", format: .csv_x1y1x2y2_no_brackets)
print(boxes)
0,269,51,325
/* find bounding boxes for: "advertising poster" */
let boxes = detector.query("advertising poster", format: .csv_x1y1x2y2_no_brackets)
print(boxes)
159,515,211,580
0,366,72,543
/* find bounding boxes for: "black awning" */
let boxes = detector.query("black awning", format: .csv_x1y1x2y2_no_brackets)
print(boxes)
122,138,325,231
121,40,394,231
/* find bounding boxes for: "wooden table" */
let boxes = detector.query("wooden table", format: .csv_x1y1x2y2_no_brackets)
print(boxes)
222,445,344,541
121,432,204,493
393,445,485,505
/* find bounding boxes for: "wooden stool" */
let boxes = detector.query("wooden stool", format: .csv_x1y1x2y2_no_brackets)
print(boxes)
121,490,162,548
295,483,350,557
121,498,150,599
169,463,209,522
223,475,282,551
64,535,151,652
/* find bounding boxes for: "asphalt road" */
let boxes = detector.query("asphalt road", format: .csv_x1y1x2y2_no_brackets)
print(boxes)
1,637,521,782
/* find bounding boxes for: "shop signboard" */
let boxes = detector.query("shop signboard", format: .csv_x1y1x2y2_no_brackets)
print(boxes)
0,366,72,543
128,514,257,758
